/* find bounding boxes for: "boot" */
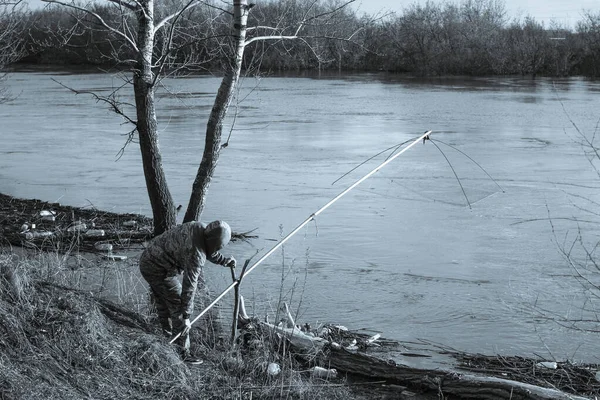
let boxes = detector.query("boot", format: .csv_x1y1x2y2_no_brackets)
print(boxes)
181,348,203,365
160,317,173,337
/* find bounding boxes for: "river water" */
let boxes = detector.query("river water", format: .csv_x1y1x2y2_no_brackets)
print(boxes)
1,70,599,362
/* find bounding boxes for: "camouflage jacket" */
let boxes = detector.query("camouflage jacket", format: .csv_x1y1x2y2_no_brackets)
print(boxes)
139,221,229,318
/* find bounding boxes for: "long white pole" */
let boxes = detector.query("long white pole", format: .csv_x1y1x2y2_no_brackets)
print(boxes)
170,130,432,343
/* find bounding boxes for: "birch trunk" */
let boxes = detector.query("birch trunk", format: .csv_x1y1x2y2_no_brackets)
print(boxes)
183,0,249,223
134,0,176,235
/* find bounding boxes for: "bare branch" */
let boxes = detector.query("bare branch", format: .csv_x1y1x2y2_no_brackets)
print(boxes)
246,25,280,32
51,78,137,126
0,0,23,6
115,127,138,160
0,0,26,103
244,0,364,67
154,0,228,34
41,0,140,53
297,0,357,30
104,0,137,12
245,34,299,45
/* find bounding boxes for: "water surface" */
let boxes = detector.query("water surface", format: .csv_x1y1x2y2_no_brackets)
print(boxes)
1,71,599,361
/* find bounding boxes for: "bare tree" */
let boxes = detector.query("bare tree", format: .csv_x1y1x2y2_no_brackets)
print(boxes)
545,23,578,77
41,0,212,234
392,2,444,75
577,10,600,77
41,0,359,234
183,0,360,222
384,0,508,76
0,0,25,103
454,0,506,74
505,17,550,77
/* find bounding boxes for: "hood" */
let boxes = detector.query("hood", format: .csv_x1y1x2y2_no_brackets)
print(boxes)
204,220,231,253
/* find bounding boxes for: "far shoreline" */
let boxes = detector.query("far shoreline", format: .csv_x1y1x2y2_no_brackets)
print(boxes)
7,62,600,81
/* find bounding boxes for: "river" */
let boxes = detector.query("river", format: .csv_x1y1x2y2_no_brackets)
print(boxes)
1,70,599,362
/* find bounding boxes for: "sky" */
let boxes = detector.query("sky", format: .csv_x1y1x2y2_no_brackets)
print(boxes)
354,0,599,28
25,0,600,29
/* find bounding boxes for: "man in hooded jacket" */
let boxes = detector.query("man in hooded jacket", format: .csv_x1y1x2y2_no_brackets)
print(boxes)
139,220,236,359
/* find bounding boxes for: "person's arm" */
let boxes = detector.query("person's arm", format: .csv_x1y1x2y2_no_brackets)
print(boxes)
207,251,236,268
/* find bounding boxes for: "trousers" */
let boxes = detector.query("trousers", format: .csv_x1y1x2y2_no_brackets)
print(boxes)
140,265,190,350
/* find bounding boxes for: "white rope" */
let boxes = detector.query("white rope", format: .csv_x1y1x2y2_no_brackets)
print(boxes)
170,130,432,344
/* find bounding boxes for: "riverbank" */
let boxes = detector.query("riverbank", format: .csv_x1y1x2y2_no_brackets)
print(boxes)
1,193,599,399
0,193,374,399
0,257,372,400
0,192,152,253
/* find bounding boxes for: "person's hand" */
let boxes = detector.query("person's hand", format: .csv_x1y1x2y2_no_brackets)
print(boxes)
181,317,192,336
224,257,236,269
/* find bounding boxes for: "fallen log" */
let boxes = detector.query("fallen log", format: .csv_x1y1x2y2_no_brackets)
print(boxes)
236,296,594,400
328,347,590,400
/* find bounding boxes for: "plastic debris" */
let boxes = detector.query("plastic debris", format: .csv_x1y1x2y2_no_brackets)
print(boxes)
39,210,56,217
67,223,87,232
536,361,558,369
102,255,128,261
85,229,105,237
365,333,381,346
267,363,281,376
94,243,113,252
310,366,337,379
20,224,29,233
22,231,54,240
345,339,358,350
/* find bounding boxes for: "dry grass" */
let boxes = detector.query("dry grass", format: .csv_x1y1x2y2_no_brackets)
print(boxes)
0,249,358,400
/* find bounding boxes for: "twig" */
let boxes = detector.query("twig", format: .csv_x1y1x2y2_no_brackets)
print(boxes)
50,78,137,126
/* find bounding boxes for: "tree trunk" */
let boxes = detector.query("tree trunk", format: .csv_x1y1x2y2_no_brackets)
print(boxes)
183,0,249,223
134,0,176,235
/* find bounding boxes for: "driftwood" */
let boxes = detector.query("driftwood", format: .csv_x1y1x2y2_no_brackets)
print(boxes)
237,296,595,400
0,194,257,254
0,193,153,253
328,348,590,400
238,296,328,355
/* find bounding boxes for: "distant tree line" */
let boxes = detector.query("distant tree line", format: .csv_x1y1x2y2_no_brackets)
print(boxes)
3,0,600,77
369,0,600,77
